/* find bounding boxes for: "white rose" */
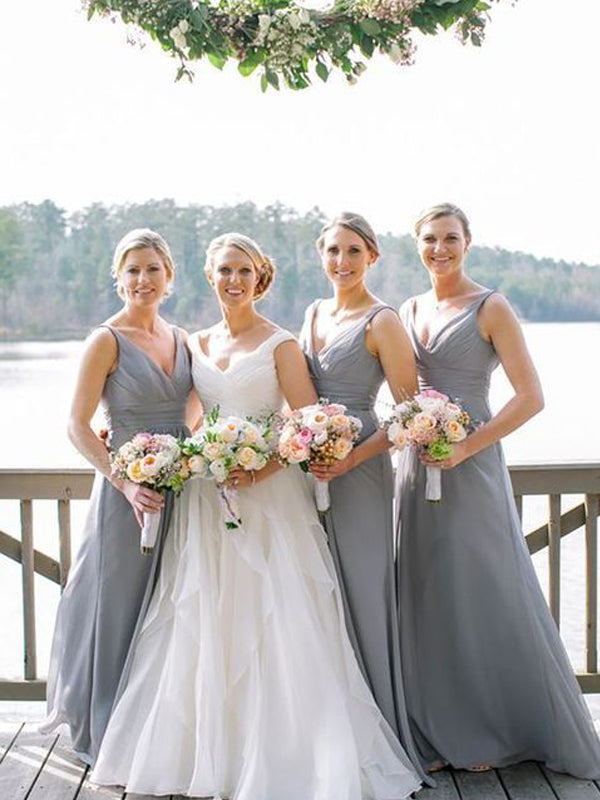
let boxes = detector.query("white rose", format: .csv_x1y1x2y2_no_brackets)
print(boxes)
209,458,228,482
388,43,404,65
298,8,310,24
258,13,271,34
140,454,161,477
188,454,207,475
203,441,224,460
387,422,409,450
287,12,301,30
178,19,189,34
218,418,241,444
236,446,259,470
305,410,328,433
313,429,328,446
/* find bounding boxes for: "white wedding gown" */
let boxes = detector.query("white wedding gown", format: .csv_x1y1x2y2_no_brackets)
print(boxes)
91,329,421,800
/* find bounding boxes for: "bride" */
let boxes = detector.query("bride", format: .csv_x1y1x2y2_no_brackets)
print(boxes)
91,233,421,800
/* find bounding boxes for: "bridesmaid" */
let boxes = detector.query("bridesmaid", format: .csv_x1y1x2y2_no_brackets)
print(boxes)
396,202,600,777
299,212,426,777
40,229,195,765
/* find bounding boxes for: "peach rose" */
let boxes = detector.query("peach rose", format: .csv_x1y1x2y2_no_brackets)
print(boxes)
445,420,467,442
332,437,353,460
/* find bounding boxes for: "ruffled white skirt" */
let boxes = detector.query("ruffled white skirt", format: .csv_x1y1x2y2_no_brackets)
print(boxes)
91,468,420,799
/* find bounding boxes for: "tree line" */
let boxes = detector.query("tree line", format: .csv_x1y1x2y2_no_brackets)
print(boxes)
1,199,598,338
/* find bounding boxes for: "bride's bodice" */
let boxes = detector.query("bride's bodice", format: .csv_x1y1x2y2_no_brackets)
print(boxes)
189,328,296,417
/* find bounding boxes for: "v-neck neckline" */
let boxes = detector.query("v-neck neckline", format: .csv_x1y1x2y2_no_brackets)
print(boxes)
113,326,179,380
194,329,282,375
411,292,490,351
310,300,381,360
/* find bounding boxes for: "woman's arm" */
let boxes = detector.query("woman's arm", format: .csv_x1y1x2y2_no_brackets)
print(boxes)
423,293,544,469
69,329,164,522
313,309,418,480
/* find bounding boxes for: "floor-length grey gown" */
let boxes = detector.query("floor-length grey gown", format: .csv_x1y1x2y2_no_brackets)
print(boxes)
300,301,427,781
40,325,192,765
396,289,600,778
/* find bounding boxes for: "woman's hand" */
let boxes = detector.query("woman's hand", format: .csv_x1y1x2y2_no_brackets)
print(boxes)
310,452,357,482
112,478,164,527
420,440,470,470
224,467,256,490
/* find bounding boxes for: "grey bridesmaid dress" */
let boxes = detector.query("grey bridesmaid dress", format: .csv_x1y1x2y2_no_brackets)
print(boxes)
41,326,192,765
396,289,600,778
300,300,427,781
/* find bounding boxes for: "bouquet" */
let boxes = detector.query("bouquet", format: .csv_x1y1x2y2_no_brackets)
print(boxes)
277,399,362,512
181,406,275,530
111,432,189,554
387,389,473,501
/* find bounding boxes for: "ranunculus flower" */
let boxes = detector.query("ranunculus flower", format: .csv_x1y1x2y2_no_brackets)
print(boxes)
445,420,467,442
333,437,352,460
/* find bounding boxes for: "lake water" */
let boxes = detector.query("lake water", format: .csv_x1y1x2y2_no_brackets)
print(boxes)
1,322,599,719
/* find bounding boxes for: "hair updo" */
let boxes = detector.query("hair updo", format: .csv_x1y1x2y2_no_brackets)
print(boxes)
204,233,276,300
316,211,380,260
112,228,176,300
414,203,472,244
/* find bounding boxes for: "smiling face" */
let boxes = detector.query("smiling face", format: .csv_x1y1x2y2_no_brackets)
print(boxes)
210,245,258,308
319,225,376,291
416,215,470,278
119,247,170,306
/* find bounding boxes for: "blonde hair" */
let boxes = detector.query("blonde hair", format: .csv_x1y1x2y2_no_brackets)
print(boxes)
112,228,176,300
414,203,472,243
204,233,276,300
316,212,380,259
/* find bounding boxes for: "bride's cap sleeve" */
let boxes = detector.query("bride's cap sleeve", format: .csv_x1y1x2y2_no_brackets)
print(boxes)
267,328,298,356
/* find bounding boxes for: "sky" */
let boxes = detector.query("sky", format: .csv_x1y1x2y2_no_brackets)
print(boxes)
1,0,599,265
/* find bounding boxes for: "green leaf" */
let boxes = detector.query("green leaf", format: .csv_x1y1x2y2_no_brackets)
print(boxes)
359,35,374,58
266,68,280,89
359,18,381,37
261,72,269,92
190,7,208,25
207,52,227,70
316,61,329,82
238,51,264,76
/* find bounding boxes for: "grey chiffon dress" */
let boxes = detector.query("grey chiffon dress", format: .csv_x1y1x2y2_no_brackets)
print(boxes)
40,325,192,765
396,289,600,778
300,300,427,781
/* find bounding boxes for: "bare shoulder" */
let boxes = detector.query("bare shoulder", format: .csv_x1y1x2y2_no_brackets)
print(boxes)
479,292,521,340
370,306,402,336
174,325,190,343
84,325,118,357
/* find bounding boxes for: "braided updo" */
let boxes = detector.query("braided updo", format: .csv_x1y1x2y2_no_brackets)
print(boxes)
204,233,276,300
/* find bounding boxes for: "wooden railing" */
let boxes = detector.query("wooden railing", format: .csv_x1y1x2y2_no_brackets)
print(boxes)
1,464,600,700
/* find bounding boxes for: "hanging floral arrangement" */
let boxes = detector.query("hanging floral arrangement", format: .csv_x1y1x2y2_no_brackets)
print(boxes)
84,0,507,91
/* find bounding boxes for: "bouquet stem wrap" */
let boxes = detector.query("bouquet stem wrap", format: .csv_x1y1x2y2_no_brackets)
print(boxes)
219,485,242,530
141,510,161,555
425,466,442,502
314,479,331,513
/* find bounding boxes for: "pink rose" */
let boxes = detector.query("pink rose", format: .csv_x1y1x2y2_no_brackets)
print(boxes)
299,427,313,445
419,389,449,402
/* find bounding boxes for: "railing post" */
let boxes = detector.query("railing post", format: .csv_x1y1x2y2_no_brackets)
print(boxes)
57,499,72,590
548,494,561,627
585,493,599,674
19,500,37,680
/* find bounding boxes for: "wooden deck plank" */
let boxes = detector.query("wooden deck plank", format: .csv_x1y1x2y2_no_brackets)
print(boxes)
76,773,124,800
542,766,600,799
453,768,507,799
0,721,24,765
498,762,555,799
26,729,88,800
413,769,460,799
0,722,59,800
